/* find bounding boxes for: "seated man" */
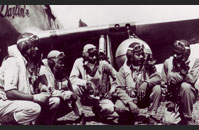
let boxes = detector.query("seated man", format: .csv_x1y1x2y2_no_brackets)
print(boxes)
161,40,199,125
69,44,118,124
0,33,50,125
115,42,162,124
38,50,77,124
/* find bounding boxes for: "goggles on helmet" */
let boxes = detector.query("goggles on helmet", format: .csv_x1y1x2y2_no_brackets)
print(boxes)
173,40,190,52
17,35,40,54
29,35,39,43
17,35,39,46
127,44,144,53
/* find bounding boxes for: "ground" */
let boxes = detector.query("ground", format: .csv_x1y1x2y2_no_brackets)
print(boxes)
56,100,199,125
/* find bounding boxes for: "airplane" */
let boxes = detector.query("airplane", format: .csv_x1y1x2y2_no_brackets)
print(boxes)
1,5,199,76
24,17,199,75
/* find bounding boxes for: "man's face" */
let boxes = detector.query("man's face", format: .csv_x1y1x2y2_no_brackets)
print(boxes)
130,51,144,66
87,48,98,64
173,40,190,63
53,56,65,76
173,49,184,62
25,42,41,62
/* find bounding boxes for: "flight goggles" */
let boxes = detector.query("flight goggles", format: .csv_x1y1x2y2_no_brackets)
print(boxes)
173,40,190,52
17,35,39,45
127,44,144,53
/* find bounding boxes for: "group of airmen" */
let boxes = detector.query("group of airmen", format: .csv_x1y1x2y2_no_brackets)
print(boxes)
0,32,198,125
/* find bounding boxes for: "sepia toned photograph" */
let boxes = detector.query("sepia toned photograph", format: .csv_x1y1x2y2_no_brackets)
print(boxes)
0,5,199,125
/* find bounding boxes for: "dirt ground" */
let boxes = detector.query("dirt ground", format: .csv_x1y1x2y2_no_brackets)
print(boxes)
56,100,199,125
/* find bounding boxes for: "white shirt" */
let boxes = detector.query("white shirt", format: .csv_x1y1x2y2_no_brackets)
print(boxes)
0,45,34,94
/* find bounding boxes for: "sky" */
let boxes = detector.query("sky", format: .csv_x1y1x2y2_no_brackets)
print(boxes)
50,5,199,29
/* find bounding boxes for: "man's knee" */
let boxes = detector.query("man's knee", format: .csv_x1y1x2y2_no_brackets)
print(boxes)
23,102,41,115
116,88,132,105
99,99,115,113
32,103,41,115
152,85,162,95
92,99,115,120
115,100,128,113
15,101,41,124
180,82,192,92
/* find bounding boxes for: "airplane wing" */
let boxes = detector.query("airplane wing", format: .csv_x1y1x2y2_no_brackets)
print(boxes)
37,18,199,73
135,18,199,64
1,6,199,75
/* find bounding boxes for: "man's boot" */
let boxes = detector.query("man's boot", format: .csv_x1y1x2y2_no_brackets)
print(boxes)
75,113,86,125
0,113,18,125
127,101,139,124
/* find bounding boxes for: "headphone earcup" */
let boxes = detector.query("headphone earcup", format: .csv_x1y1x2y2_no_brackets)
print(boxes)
82,52,89,60
82,52,85,58
126,50,132,60
48,59,55,69
126,50,132,66
186,49,190,60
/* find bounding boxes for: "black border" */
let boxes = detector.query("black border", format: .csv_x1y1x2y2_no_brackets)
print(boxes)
0,0,199,5
1,1,199,130
2,124,199,130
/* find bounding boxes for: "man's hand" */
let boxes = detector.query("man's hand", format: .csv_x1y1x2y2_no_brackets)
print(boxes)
33,92,50,104
126,87,136,98
186,73,195,84
163,107,181,125
0,91,7,101
169,72,183,85
61,91,77,101
40,85,55,96
104,86,117,99
85,81,95,95
138,82,148,102
40,85,49,93
52,90,62,97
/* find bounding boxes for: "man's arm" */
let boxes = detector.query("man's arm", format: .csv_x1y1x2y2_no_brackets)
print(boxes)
39,65,52,93
6,89,33,101
161,58,184,86
101,62,118,95
161,61,169,84
187,58,199,85
116,67,126,87
69,59,87,86
4,58,34,101
145,72,162,88
103,61,117,85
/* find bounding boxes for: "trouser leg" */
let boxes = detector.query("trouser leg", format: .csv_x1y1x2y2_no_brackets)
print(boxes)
0,100,41,125
36,97,61,125
114,99,136,124
148,85,162,112
115,88,133,105
55,98,72,119
115,88,138,117
72,85,85,116
179,82,197,118
114,99,129,113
